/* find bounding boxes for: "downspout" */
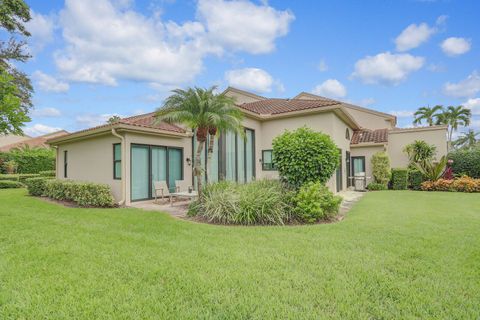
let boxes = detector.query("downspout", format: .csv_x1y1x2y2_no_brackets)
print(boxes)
111,128,126,206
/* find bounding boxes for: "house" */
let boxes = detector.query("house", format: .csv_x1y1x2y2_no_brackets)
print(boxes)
47,87,447,205
0,131,69,152
0,134,31,149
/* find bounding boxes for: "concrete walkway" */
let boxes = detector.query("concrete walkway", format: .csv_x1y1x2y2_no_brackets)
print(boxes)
130,199,190,219
337,190,365,218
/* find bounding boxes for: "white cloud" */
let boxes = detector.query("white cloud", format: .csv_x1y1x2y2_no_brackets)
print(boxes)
24,124,63,136
463,98,480,115
389,110,414,117
54,0,293,87
225,68,274,93
312,79,347,98
352,52,425,85
443,71,480,98
26,11,55,51
317,59,328,72
32,107,62,117
357,98,376,107
75,113,124,128
395,23,436,51
441,37,471,56
33,71,69,93
197,0,294,54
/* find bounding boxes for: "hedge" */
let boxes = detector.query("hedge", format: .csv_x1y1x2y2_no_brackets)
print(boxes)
391,168,408,190
39,170,56,177
24,177,51,196
0,148,55,174
367,182,388,191
449,147,480,178
0,173,40,183
0,180,23,188
44,179,115,207
408,169,424,190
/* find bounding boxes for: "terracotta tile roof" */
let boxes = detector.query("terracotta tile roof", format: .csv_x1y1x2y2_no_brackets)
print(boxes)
238,98,341,115
0,131,69,151
119,112,185,133
351,128,389,145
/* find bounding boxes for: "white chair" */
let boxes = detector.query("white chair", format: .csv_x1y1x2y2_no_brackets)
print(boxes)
153,181,170,203
175,180,192,193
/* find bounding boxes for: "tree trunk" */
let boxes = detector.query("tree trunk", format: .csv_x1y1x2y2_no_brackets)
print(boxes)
206,133,215,183
194,139,205,196
447,126,454,151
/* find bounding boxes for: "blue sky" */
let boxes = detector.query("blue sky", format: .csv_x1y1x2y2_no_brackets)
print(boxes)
20,0,480,136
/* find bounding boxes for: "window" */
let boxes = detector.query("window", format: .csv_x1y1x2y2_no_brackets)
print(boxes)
63,150,68,178
345,128,350,140
351,156,366,175
262,150,275,170
113,144,121,179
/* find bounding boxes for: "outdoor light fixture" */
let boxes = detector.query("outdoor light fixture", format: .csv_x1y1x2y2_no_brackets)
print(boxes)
186,158,192,166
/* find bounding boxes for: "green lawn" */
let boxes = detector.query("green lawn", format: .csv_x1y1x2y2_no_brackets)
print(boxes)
1,189,479,319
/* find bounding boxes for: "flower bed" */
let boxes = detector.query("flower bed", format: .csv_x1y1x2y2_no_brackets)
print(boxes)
421,176,480,193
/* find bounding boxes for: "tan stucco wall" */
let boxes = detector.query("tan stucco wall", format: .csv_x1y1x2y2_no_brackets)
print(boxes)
56,134,123,201
387,128,447,168
350,145,386,184
343,106,394,129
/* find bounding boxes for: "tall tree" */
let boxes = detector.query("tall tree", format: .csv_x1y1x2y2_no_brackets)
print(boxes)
412,105,443,126
156,86,243,195
107,115,121,124
0,0,33,134
453,129,479,150
436,105,471,149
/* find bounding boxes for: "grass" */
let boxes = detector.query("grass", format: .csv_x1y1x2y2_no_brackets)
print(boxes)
1,189,479,319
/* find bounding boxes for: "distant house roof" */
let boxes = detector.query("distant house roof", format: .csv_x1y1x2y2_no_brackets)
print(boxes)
48,113,187,145
0,130,69,151
351,128,389,145
238,98,342,115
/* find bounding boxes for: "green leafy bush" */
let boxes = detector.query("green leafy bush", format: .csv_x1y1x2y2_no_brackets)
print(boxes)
371,152,391,186
0,148,55,174
39,170,56,177
2,160,18,173
413,156,447,182
44,179,115,207
449,147,480,178
293,182,342,223
272,127,339,189
391,168,408,190
404,140,437,167
0,180,23,188
0,173,40,182
367,182,387,191
24,177,51,196
190,180,293,225
408,169,424,190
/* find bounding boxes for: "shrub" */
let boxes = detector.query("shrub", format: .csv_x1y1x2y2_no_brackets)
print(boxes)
44,179,115,207
449,147,480,178
24,177,51,196
0,148,55,174
272,127,339,189
0,173,40,182
421,176,480,193
404,140,437,167
2,160,18,174
408,169,424,190
0,180,23,188
371,152,391,186
39,170,56,177
367,182,387,191
191,180,293,225
391,168,408,190
293,182,342,223
414,156,447,182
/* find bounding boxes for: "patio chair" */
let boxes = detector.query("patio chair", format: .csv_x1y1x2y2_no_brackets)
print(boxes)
175,180,192,193
153,181,170,203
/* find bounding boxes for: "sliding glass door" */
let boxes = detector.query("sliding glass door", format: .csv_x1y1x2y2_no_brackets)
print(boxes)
131,144,183,201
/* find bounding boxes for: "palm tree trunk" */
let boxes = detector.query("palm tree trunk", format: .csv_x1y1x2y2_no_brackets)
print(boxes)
195,139,205,196
206,133,215,183
448,126,454,151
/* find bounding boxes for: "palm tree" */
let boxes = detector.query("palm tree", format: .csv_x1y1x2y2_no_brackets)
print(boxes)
412,105,443,126
453,129,479,149
436,105,472,149
155,86,243,194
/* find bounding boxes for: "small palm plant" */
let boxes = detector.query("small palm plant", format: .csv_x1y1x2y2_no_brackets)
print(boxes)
156,86,243,195
413,105,443,126
414,156,448,182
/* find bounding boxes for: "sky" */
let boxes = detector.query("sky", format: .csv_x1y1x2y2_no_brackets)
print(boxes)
18,0,480,136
